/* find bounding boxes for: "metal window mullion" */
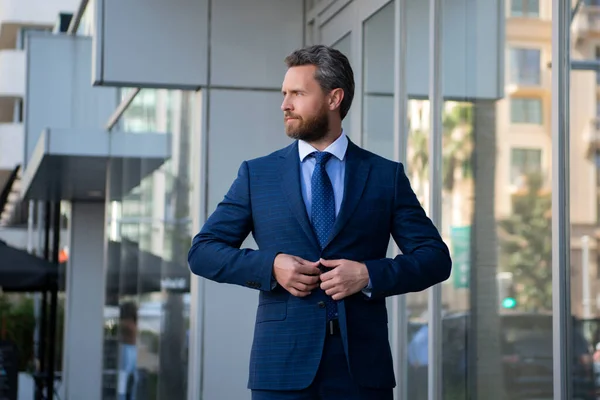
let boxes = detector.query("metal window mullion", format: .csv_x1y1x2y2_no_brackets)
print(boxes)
551,0,572,399
391,0,409,399
352,11,364,147
427,0,443,398
187,90,208,400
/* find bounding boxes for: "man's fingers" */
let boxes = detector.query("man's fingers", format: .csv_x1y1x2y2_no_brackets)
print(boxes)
320,270,333,281
319,258,342,268
296,273,320,286
320,279,335,291
292,281,319,292
295,256,320,266
325,286,342,297
331,292,346,301
295,262,321,276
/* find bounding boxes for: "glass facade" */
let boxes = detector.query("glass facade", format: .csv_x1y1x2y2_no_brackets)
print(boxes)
102,90,195,400
81,0,594,398
314,0,584,399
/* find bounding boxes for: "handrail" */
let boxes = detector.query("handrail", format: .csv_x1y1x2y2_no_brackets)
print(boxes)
105,88,140,131
66,0,90,35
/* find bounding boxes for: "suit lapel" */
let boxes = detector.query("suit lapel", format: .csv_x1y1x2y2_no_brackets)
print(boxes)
325,140,371,248
279,142,321,251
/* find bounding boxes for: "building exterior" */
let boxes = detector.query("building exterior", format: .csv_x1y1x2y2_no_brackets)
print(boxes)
0,0,79,234
0,0,592,399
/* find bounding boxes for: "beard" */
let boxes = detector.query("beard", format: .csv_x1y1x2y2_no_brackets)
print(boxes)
284,109,329,142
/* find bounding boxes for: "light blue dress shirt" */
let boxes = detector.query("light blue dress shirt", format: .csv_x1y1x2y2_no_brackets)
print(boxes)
298,132,372,295
298,132,347,217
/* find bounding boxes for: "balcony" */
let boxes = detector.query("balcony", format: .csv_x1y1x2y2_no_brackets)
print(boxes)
573,5,600,44
0,0,79,48
0,123,23,170
0,49,24,98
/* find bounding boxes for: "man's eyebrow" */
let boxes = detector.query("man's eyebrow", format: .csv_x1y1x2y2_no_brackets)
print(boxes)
282,88,305,94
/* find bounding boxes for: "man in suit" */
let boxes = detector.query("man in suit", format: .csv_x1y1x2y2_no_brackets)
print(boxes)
188,45,451,399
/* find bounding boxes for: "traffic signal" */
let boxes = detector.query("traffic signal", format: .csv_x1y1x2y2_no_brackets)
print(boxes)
498,272,517,310
501,297,517,309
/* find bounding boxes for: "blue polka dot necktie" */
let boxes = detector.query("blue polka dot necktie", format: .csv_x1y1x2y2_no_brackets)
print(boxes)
310,151,338,321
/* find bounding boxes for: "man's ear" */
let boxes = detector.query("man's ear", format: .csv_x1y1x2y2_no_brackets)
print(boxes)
328,88,344,112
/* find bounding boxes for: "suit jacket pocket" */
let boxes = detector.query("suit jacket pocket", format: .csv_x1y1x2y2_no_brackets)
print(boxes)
256,301,287,323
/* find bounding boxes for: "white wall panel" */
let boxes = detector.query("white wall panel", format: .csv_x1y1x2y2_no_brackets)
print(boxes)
93,0,209,88
0,50,25,97
210,0,304,88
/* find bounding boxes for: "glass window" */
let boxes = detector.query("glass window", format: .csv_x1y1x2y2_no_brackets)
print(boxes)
118,89,174,134
510,0,540,18
510,48,541,85
362,3,430,398
76,0,95,36
511,97,543,124
510,148,542,187
103,91,194,399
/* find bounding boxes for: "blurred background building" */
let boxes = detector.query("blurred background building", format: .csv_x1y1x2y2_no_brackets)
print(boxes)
0,0,596,399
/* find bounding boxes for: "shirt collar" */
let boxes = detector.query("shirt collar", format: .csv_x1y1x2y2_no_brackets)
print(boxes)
298,131,348,162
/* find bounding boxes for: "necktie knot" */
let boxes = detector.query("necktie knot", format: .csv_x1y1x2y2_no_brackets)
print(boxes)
312,151,333,165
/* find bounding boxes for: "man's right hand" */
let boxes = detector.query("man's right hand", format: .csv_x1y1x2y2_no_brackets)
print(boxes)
273,254,321,297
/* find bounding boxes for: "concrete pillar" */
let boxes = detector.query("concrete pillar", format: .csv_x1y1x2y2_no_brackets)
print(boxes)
62,202,105,400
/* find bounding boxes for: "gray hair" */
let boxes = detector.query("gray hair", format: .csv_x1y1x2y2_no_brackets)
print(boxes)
284,45,355,120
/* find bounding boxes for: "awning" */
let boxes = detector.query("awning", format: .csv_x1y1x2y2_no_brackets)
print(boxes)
0,240,59,292
106,239,190,296
20,128,170,201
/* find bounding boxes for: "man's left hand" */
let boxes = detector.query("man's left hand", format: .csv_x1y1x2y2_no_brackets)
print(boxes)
319,258,370,300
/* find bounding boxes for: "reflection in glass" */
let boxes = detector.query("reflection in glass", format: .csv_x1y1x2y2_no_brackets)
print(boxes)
405,100,474,398
102,91,194,399
362,2,429,398
119,89,175,134
510,47,541,86
361,1,561,398
510,0,540,18
510,97,543,124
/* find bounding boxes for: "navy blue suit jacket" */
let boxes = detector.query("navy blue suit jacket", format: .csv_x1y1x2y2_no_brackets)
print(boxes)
188,139,451,391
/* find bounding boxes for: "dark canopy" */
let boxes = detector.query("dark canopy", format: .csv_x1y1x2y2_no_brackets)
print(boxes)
0,240,58,292
106,239,190,296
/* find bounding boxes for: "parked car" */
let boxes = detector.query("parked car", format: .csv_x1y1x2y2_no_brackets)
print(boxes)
440,312,595,400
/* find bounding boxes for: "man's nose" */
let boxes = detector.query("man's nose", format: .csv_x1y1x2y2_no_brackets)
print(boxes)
281,99,293,112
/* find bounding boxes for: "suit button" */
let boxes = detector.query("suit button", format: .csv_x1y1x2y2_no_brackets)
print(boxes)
318,301,325,308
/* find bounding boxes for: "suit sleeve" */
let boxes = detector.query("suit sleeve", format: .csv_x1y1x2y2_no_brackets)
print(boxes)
363,162,452,298
187,161,278,291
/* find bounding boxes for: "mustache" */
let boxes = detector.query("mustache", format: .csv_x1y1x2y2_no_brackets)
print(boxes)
284,113,300,119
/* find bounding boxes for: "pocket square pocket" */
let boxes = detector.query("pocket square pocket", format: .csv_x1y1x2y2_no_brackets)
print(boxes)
256,301,287,323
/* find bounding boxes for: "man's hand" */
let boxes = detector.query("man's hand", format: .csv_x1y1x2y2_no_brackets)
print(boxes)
319,258,370,300
273,254,321,297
